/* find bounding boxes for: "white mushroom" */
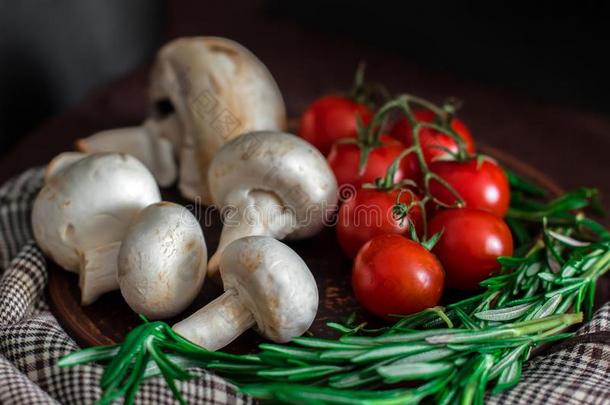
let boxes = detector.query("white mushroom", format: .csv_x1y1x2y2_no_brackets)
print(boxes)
77,36,286,204
206,131,338,279
173,236,318,351
31,152,161,304
118,202,207,320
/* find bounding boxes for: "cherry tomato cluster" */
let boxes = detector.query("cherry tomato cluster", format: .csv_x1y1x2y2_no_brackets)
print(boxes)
299,69,514,319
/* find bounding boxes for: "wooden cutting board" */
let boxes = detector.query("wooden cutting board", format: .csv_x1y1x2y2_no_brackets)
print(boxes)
47,144,566,353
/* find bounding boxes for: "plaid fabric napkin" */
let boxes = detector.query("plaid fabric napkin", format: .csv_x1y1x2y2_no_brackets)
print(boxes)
0,168,608,404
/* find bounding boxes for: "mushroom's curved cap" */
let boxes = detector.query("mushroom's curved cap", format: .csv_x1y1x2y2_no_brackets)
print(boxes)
208,131,338,239
220,236,318,342
32,153,161,272
149,37,286,202
118,202,207,319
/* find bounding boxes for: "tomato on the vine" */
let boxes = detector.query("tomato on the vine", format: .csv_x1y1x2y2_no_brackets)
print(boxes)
391,109,475,164
429,158,510,217
299,95,373,156
328,136,415,189
352,234,444,319
337,188,422,258
428,208,513,291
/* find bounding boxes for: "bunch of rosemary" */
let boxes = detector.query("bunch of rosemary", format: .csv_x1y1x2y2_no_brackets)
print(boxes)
59,170,610,405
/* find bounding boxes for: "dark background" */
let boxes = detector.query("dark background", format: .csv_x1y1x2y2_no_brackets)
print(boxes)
1,0,609,212
0,0,166,152
2,0,609,150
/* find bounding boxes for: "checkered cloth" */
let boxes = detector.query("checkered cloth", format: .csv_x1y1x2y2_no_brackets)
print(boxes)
0,168,251,404
0,168,608,404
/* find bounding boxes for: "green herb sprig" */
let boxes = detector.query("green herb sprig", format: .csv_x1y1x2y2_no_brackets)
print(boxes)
59,185,610,404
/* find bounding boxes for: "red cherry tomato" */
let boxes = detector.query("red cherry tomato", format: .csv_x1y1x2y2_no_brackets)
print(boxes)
391,109,476,164
328,136,415,189
299,95,373,155
428,208,513,291
352,234,445,319
337,188,423,258
429,158,510,217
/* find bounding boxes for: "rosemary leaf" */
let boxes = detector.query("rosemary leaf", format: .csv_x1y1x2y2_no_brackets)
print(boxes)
378,362,454,382
352,343,433,363
474,302,536,322
57,344,120,367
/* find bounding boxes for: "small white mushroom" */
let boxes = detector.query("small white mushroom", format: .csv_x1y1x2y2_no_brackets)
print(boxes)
118,202,207,320
77,36,286,204
31,153,161,304
206,131,338,279
173,236,318,351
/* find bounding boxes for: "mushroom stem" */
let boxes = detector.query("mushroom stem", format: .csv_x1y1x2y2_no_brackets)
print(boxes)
208,190,295,278
172,289,255,351
79,242,121,305
76,117,179,187
177,144,203,201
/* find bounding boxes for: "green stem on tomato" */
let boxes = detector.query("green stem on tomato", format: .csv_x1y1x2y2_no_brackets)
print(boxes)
397,94,470,159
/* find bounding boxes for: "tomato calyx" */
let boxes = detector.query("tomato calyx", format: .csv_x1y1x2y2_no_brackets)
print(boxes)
390,188,444,251
420,228,444,251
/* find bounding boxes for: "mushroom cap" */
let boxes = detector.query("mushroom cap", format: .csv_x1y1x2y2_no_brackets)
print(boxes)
31,153,161,272
220,236,318,342
149,36,286,135
149,36,286,203
208,131,338,239
118,202,207,319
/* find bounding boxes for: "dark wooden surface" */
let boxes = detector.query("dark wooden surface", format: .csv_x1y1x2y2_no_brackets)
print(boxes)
2,0,610,348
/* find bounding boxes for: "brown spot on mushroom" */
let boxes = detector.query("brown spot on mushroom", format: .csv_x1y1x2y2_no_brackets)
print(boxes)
240,250,263,273
63,200,71,207
63,223,75,240
184,239,197,253
267,294,279,312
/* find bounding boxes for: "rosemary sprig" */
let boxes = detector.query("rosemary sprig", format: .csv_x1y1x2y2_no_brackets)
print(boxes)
59,207,610,404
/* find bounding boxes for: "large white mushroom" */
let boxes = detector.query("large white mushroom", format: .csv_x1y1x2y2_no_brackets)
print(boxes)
118,202,207,320
31,152,161,304
77,36,286,204
206,131,338,279
173,236,318,351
